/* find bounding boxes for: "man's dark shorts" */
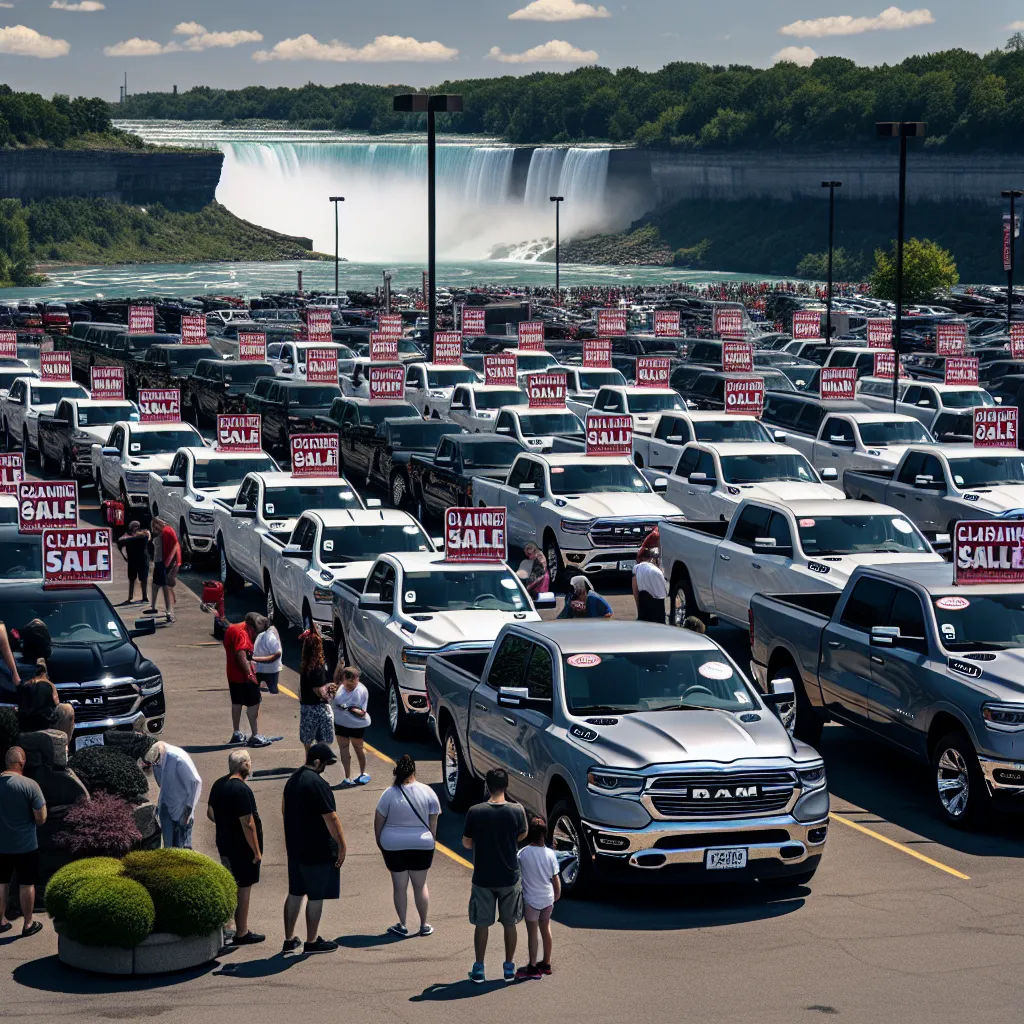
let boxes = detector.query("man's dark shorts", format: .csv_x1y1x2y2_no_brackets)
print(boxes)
287,860,340,900
220,852,261,889
229,681,261,707
0,849,40,886
468,882,523,927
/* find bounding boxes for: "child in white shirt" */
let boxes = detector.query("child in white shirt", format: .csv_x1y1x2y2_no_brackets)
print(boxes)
516,815,561,979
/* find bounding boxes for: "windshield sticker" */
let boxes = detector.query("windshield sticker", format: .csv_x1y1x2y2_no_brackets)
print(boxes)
941,623,956,640
550,466,564,473
699,661,733,680
323,540,334,552
129,443,140,453
798,519,815,528
567,653,601,668
954,475,965,486
935,596,970,610
891,518,913,534
402,525,420,534
733,690,751,704
500,578,517,589
265,503,275,514
404,590,416,604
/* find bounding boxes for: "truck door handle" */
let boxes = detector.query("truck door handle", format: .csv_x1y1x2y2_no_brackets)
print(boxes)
826,640,843,649
502,716,516,726
871,655,885,665
751,562,761,569
719,553,730,561
474,702,488,712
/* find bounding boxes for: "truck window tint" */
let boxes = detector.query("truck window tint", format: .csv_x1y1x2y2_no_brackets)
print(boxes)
488,634,531,690
822,417,854,445
918,454,944,485
897,452,926,484
889,588,926,638
762,397,798,429
731,505,772,548
674,447,699,478
507,459,532,490
766,512,793,548
795,404,824,435
840,578,898,632
694,450,717,482
524,644,553,701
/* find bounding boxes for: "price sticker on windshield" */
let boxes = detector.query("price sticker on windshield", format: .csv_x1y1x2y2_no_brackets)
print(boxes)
722,340,753,373
305,307,333,343
655,310,681,337
138,389,180,424
217,414,261,452
597,309,627,337
714,308,743,338
370,333,399,362
43,527,111,587
792,310,821,340
305,347,338,383
954,520,1024,584
444,506,506,563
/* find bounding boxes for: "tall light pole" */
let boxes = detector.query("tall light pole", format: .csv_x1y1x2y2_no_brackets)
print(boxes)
550,196,564,303
393,93,463,345
1002,189,1023,330
821,181,842,342
329,196,344,297
877,121,926,411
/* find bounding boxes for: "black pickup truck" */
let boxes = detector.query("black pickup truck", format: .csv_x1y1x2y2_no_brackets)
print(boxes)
408,433,525,523
188,358,276,425
362,417,466,507
64,330,176,386
311,396,418,483
246,379,342,453
129,344,222,404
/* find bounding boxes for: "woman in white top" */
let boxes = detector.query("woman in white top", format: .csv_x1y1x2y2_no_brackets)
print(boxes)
251,617,282,694
331,664,371,787
374,754,441,938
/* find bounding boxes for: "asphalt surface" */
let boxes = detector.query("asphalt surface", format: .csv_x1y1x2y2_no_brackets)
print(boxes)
4,478,1024,1023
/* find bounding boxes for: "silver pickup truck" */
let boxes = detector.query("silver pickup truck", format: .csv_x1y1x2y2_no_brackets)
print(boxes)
750,562,1024,828
426,620,829,894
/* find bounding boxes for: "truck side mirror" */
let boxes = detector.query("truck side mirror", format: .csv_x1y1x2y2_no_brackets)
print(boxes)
773,430,788,443
101,446,119,457
913,474,934,488
518,481,537,494
533,591,556,610
358,592,391,612
688,472,708,483
762,677,796,732
496,426,511,434
753,538,793,557
129,618,157,638
820,467,839,481
652,477,668,493
870,625,900,646
498,686,529,707
163,475,186,488
666,434,683,443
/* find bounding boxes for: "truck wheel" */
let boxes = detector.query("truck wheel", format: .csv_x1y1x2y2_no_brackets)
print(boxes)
390,471,408,509
386,668,410,740
670,573,702,627
265,579,286,631
548,799,592,897
22,427,30,459
179,521,195,565
543,533,563,588
61,451,73,478
768,657,822,746
218,538,243,592
932,730,991,829
442,724,479,812
333,620,348,665
119,483,130,513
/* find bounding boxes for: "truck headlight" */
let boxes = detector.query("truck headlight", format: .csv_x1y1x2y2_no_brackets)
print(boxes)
587,768,644,797
138,674,163,696
401,648,433,667
798,764,827,790
982,702,1024,732
560,518,594,534
188,509,215,525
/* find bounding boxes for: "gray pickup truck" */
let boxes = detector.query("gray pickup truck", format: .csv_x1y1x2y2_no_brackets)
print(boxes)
750,562,1024,828
426,620,829,894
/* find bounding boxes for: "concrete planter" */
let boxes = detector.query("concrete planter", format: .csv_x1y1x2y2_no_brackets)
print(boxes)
57,928,222,975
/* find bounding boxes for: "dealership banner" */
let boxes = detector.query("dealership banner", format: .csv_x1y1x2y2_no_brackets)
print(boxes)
0,453,23,495
517,320,545,351
954,520,1024,585
597,309,627,337
180,315,207,345
635,356,670,388
43,528,112,586
377,313,403,337
944,357,979,387
872,351,903,379
90,365,125,401
724,378,765,417
527,372,567,409
792,310,821,340
820,366,857,400
305,347,338,383
290,434,339,477
432,332,463,365
866,318,893,349
41,351,72,382
483,352,517,387
1010,323,1024,359
461,306,486,337
655,310,681,337
368,364,405,401
370,333,398,362
585,414,633,456
18,480,77,534
582,339,612,367
0,330,16,359
714,308,743,338
974,407,1018,448
138,388,180,423
217,414,261,452
128,305,155,334
722,340,753,373
936,322,967,356
238,332,267,362
444,507,506,563
306,307,333,343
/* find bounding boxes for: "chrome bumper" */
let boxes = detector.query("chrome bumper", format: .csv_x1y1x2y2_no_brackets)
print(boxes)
562,546,641,573
979,756,1024,793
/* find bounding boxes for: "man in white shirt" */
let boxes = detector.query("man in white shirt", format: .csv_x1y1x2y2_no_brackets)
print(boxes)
632,548,668,623
144,741,203,849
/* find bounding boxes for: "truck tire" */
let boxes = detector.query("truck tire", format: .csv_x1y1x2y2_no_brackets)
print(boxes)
390,471,408,510
386,667,410,740
931,729,991,829
61,451,73,479
442,723,479,812
548,798,592,897
218,537,243,593
265,578,286,631
543,532,563,588
768,656,823,746
22,426,31,459
333,619,348,666
670,571,706,628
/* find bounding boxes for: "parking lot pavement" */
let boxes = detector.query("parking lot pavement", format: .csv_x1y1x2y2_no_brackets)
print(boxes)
3,501,1024,1022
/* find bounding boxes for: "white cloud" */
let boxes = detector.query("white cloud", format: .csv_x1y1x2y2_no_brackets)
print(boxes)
50,1,106,10
0,24,70,56
780,6,934,38
508,0,610,21
487,39,598,63
0,3,15,7
252,33,458,62
773,45,817,66
104,24,262,56
103,36,164,56
1009,21,1024,30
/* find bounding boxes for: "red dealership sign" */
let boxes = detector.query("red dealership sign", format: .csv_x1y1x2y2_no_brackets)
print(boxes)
444,506,506,563
1011,323,1024,359
597,309,627,337
936,322,967,356
217,414,261,452
974,407,1018,448
306,308,333,343
724,378,764,418
792,310,821,340
138,389,180,423
820,367,857,401
305,348,338,383
41,351,72,382
377,313,402,337
585,414,633,456
128,305,155,334
90,365,125,401
714,308,743,338
945,357,979,387
462,307,486,337
722,340,753,373
368,365,405,401
18,481,77,534
866,318,893,349
0,453,23,495
527,372,566,409
432,332,463,365
180,315,207,345
0,331,16,358
370,333,398,362
654,310,681,337
517,321,545,351
290,434,339,477
238,332,266,362
43,528,112,587
873,351,904,379
954,521,1024,585
583,339,611,368
483,353,517,387
635,356,670,388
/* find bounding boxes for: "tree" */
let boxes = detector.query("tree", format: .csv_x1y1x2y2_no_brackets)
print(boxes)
796,247,865,280
870,237,959,302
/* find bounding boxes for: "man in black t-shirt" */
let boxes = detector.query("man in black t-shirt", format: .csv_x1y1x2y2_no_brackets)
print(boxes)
462,768,529,984
207,749,264,945
281,742,347,955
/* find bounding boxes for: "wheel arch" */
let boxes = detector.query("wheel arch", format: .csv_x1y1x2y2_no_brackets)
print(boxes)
926,707,978,761
545,772,576,816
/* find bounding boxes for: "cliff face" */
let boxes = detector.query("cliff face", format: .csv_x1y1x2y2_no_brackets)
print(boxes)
0,150,223,212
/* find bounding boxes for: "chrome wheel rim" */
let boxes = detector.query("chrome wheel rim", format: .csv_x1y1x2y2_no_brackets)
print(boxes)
551,814,581,887
672,587,686,627
266,584,276,621
444,733,459,799
937,747,970,818
388,683,399,734
545,539,558,573
219,546,227,585
392,475,405,506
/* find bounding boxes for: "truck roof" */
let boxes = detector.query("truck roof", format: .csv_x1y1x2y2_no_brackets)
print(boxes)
521,620,721,654
764,497,907,517
67,398,135,408
123,421,200,435
840,411,928,424
308,508,420,528
184,447,272,463
694,441,803,458
918,444,1024,458
460,384,526,393
678,410,759,422
857,560,1024,596
451,434,523,449
248,471,355,488
407,362,473,372
380,551,513,572
604,385,678,396
529,452,631,466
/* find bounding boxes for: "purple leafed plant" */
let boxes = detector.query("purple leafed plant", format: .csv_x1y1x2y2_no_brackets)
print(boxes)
54,793,143,858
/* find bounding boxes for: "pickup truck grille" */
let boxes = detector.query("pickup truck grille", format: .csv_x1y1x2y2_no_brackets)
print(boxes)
589,520,660,548
58,682,139,723
645,770,797,819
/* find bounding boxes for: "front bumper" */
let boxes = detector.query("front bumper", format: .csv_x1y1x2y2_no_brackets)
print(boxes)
979,756,1024,796
561,545,641,574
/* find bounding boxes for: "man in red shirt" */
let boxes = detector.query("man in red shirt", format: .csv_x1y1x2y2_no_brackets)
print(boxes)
224,613,269,747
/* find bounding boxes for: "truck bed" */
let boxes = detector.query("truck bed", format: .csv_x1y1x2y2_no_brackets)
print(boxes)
664,519,730,540
844,468,896,482
755,591,841,620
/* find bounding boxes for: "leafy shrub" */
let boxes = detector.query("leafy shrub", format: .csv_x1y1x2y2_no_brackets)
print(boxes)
68,746,148,803
54,793,142,858
0,706,17,761
64,875,155,948
122,849,236,936
101,730,156,763
45,857,124,922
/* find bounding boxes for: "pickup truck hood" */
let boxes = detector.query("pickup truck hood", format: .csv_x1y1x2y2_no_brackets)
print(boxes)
944,648,1024,698
581,707,797,767
959,485,1024,514
803,550,944,588
78,426,114,444
732,481,845,503
196,484,245,503
859,444,912,466
127,453,175,471
399,609,540,648
558,492,679,520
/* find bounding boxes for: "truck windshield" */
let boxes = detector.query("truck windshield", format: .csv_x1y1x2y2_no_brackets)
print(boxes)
461,442,521,469
517,413,583,437
77,405,134,427
549,462,649,494
287,386,340,405
720,453,818,484
513,354,558,371
940,389,994,409
0,591,127,647
577,371,625,391
0,536,42,579
948,456,1024,487
223,364,274,383
387,423,461,449
627,393,685,413
358,403,417,425
164,346,216,368
857,420,932,445
263,485,361,518
426,369,476,388
400,569,527,613
321,524,429,563
475,390,527,410
31,385,87,405
694,420,771,442
563,650,756,713
933,593,1024,650
193,457,276,488
797,515,930,556
128,429,201,455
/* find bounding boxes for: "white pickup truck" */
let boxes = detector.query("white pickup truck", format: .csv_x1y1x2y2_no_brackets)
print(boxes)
448,384,527,432
472,451,683,582
211,470,374,591
660,441,843,522
401,362,480,419
571,385,686,435
561,367,627,410
148,447,279,560
261,508,435,636
492,405,586,452
267,340,351,380
2,377,89,455
662,497,942,629
91,420,206,510
332,550,554,737
632,411,774,471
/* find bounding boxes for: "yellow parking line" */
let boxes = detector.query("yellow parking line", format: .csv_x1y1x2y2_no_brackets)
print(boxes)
279,684,299,700
831,812,970,880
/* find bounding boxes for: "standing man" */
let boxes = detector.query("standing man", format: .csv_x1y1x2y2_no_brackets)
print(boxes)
282,742,346,955
224,612,269,747
148,517,180,623
143,741,202,849
207,749,265,946
632,547,668,623
462,768,529,984
0,747,47,937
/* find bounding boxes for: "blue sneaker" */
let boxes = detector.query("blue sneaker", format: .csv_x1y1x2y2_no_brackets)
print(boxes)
503,961,516,983
356,773,371,785
469,962,485,984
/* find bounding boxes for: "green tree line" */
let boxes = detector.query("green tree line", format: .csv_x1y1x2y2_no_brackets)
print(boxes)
0,85,127,148
117,38,1024,149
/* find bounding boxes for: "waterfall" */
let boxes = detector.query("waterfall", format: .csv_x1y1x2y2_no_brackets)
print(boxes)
558,149,611,205
519,147,613,246
523,148,567,207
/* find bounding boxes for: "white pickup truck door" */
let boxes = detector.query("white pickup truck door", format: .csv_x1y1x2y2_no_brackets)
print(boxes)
712,506,793,625
506,459,545,548
646,416,691,471
812,415,858,474
278,518,316,624
226,478,261,584
347,562,395,685
668,447,718,520
102,426,125,494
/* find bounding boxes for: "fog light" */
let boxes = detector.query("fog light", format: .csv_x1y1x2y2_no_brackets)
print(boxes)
807,826,828,844
146,718,164,733
595,834,629,850
780,844,804,859
407,695,427,709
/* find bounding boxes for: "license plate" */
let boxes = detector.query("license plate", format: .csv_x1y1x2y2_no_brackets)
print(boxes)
618,559,636,571
75,734,105,751
706,847,747,870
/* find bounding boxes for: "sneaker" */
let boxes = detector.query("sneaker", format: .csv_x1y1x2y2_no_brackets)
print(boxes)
503,961,516,983
386,923,409,938
516,964,539,980
228,731,245,745
469,962,485,984
282,936,301,954
339,778,357,788
356,773,371,785
418,924,434,937
537,961,552,976
303,937,338,954
231,931,265,945
249,735,272,748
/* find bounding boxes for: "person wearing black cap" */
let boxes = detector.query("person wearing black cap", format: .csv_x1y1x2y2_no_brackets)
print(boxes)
282,742,347,955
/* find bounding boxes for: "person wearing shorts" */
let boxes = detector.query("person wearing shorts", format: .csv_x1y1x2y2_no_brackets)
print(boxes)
462,768,528,984
252,617,282,694
516,816,561,979
331,665,371,787
116,521,150,606
298,627,334,752
149,518,180,622
0,746,46,937
223,613,269,747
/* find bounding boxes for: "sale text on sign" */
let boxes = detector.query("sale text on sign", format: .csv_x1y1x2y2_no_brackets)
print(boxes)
483,353,517,387
41,351,72,382
866,318,893,349
90,365,125,400
527,372,566,408
462,307,486,337
43,528,111,586
238,332,266,362
138,389,180,423
0,453,23,495
583,339,611,367
955,521,1024,585
517,321,545,351
217,414,261,451
305,348,338,383
792,310,821,339
368,365,405,400
586,413,633,456
722,340,753,373
944,357,978,387
974,407,1018,448
377,314,402,337
129,305,155,334
635,356,670,388
654,310,680,337
820,366,857,400
445,506,506,563
290,434,339,477
597,309,627,337
1011,323,1024,359
180,315,207,345
714,308,743,337
433,332,463,364
370,333,399,362
873,351,904,379
724,378,765,417
19,481,77,533
306,308,333,342
936,322,967,356
0,330,17,358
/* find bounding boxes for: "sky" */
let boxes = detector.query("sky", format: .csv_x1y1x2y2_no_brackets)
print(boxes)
0,1,1020,100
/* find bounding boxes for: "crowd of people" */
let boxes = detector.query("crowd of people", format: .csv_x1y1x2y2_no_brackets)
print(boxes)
115,517,181,622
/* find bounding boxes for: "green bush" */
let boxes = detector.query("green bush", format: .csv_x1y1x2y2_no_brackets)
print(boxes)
64,875,155,948
122,849,236,936
44,857,123,922
68,745,148,803
101,730,157,763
